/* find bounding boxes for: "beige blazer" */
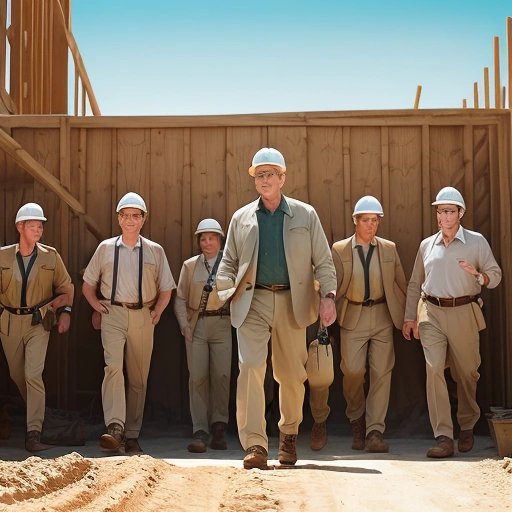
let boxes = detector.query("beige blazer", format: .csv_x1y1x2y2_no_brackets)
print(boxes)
331,235,407,330
217,195,337,329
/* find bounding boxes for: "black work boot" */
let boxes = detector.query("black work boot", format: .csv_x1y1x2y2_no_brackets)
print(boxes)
210,422,227,450
187,430,209,453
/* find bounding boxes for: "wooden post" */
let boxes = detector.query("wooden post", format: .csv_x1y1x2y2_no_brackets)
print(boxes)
495,36,501,108
414,85,422,109
484,67,490,108
474,82,479,108
503,86,507,108
462,99,467,108
508,17,512,110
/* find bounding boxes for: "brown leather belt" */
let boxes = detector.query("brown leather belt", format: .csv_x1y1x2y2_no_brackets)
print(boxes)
347,297,386,307
255,284,290,292
200,309,230,317
3,305,37,315
111,301,143,310
424,294,480,308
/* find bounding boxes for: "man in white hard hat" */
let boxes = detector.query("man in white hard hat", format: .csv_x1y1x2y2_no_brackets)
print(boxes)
403,186,501,458
217,147,337,469
0,203,74,452
174,218,232,453
82,192,176,455
328,196,406,453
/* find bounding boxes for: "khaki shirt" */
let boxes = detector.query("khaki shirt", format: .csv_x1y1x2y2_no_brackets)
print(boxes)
0,243,71,308
174,253,228,332
83,235,176,303
405,226,502,321
347,237,384,302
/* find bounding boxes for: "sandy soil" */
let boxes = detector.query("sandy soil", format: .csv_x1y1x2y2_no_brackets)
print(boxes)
0,452,511,512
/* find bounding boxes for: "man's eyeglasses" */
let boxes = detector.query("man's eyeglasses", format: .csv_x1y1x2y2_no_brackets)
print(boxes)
254,170,280,180
436,209,458,216
118,212,144,220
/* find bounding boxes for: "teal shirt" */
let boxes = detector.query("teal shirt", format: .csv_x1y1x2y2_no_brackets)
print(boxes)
255,196,290,286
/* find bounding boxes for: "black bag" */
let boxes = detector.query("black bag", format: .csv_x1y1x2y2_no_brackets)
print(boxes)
41,407,86,446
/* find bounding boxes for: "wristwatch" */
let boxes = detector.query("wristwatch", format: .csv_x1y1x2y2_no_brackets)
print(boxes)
59,305,73,314
476,273,485,286
324,292,336,301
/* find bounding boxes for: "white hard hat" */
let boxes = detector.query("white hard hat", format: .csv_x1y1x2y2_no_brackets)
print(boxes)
248,147,286,177
15,203,47,223
195,218,224,237
116,192,147,213
352,196,384,217
432,186,466,210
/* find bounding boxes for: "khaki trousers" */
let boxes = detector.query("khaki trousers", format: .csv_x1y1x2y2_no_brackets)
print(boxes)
341,303,394,434
418,300,481,439
236,289,307,451
186,315,232,433
100,304,154,439
0,313,49,431
309,384,331,423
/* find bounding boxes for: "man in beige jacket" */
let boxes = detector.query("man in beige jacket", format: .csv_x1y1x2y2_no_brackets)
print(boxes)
330,196,406,453
217,147,337,470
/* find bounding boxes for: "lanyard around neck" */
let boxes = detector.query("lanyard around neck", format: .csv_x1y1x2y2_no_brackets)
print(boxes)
111,237,143,308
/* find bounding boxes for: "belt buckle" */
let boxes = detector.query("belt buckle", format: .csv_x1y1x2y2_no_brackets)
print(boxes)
363,299,374,307
16,308,21,315
451,297,456,307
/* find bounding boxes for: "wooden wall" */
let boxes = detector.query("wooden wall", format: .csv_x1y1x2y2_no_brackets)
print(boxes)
0,109,511,430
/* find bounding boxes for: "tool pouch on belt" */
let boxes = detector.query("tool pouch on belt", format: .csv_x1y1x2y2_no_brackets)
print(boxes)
306,326,334,388
42,309,56,331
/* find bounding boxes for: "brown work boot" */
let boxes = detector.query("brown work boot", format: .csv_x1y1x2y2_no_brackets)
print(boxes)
125,438,144,455
210,422,227,450
364,430,389,453
100,422,124,451
458,430,474,453
187,430,208,453
310,421,327,451
350,414,366,450
243,445,268,470
426,435,454,458
278,431,298,465
25,430,51,452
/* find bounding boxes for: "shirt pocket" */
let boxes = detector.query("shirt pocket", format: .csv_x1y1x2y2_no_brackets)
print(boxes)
0,266,13,294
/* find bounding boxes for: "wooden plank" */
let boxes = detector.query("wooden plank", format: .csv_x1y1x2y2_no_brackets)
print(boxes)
0,0,6,88
225,126,266,218
389,126,423,278
414,85,422,109
474,82,479,109
472,126,491,241
380,127,390,240
268,126,308,203
421,125,431,237
348,127,382,210
189,127,227,246
342,126,352,235
462,125,474,229
495,36,501,109
181,128,192,264
307,127,344,245
484,67,490,109
149,128,186,277
508,17,512,110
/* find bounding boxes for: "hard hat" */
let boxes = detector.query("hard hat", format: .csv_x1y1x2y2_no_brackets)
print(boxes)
116,192,147,213
248,147,286,177
195,218,224,237
432,186,466,210
15,203,47,223
306,333,334,388
352,195,384,217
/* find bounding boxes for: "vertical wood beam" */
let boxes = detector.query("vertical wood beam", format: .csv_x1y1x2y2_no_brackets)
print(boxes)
421,125,431,238
495,36,501,109
484,67,490,108
508,17,512,110
474,82,479,109
414,85,422,109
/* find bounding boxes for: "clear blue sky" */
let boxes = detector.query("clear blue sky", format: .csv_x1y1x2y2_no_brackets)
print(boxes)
71,0,511,115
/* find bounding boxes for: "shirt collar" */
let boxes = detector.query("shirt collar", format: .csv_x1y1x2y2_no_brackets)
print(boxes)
117,236,142,248
257,195,291,216
352,235,377,248
434,225,465,245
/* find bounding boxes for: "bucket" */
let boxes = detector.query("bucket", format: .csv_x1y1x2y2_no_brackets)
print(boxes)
490,418,512,457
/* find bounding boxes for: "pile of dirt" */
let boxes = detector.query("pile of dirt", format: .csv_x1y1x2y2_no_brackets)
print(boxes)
0,453,511,511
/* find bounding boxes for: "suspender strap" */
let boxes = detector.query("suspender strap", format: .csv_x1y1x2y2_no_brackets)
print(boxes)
111,236,144,307
356,243,375,301
16,250,38,307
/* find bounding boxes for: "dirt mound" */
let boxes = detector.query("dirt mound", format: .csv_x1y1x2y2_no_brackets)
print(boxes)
0,453,510,511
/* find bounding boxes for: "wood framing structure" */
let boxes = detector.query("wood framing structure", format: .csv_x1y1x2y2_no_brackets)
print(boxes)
0,110,511,427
